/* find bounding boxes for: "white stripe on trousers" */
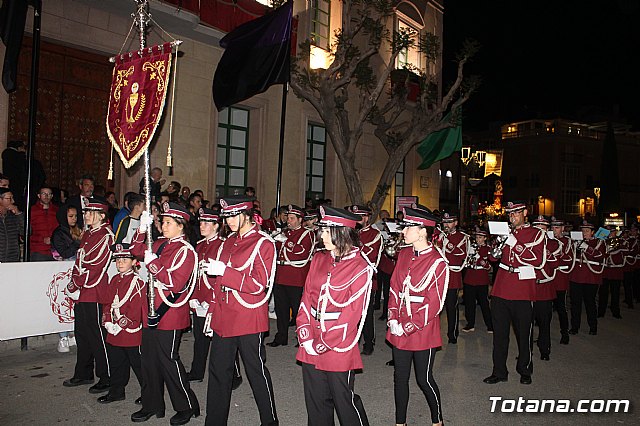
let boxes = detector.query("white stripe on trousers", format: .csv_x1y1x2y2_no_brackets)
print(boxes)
172,330,193,409
425,348,441,422
96,303,110,376
258,333,277,420
527,302,533,370
348,370,365,426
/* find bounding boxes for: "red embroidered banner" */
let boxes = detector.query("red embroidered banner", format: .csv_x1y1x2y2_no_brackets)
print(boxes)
106,43,173,168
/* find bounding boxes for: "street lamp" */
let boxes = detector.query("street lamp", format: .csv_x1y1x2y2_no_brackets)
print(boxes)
461,146,486,166
459,147,487,223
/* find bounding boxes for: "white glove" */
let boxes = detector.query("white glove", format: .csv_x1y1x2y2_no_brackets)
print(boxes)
274,233,288,243
65,286,80,301
153,280,167,291
138,211,153,234
388,319,404,336
104,322,122,335
505,234,518,247
206,260,227,276
301,340,318,356
195,305,208,317
468,246,476,256
578,241,588,251
201,301,210,311
144,250,158,265
189,299,201,309
104,321,114,332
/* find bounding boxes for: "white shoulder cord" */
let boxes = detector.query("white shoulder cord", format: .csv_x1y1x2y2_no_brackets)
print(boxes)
79,232,113,289
582,240,605,274
111,275,145,333
363,229,383,267
282,229,314,267
156,242,198,308
317,265,373,353
514,229,546,269
443,233,468,272
400,257,449,318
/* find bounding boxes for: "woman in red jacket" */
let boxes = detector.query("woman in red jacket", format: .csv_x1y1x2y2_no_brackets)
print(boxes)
296,205,374,426
387,206,449,426
130,202,199,425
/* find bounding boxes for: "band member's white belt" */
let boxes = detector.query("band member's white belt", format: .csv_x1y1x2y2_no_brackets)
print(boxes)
499,263,520,273
558,265,569,270
537,277,553,284
399,293,425,303
277,260,308,267
311,307,340,321
469,265,488,270
578,260,602,266
448,265,464,272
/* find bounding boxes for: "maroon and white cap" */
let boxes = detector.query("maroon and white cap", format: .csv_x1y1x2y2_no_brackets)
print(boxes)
474,228,488,237
579,220,595,230
160,202,190,221
550,216,564,226
400,206,438,227
83,198,109,212
317,205,360,228
219,196,254,218
504,201,526,213
441,212,458,223
110,243,134,258
198,207,220,222
532,215,550,226
348,205,372,216
286,204,304,218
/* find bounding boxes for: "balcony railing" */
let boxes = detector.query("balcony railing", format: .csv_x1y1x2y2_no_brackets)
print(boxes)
501,124,605,141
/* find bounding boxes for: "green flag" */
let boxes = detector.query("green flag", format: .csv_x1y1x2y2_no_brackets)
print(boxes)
416,115,462,170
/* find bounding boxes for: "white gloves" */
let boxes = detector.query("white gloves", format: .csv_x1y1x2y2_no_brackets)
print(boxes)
138,211,153,234
206,260,227,276
104,322,122,336
144,250,158,265
273,233,288,243
505,234,518,248
388,320,404,336
193,301,209,317
578,241,588,251
468,246,476,256
301,340,318,356
65,285,80,301
189,299,200,309
153,280,167,291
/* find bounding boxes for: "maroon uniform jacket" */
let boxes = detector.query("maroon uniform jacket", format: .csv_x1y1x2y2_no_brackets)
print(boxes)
492,224,546,301
191,235,223,305
552,235,574,292
207,225,276,337
103,270,146,347
603,240,625,281
262,218,284,234
438,229,469,289
274,225,315,287
386,245,448,351
296,248,373,372
70,222,114,304
569,238,605,285
535,236,559,301
622,235,638,272
130,230,197,330
359,225,383,291
463,244,491,286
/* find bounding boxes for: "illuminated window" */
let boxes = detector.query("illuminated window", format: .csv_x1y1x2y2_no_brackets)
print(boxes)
306,123,326,201
217,107,249,198
397,20,421,70
310,0,330,50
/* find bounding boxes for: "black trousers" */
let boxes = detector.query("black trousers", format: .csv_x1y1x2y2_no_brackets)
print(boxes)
107,344,142,398
392,347,442,424
534,300,552,356
301,362,369,426
635,269,640,303
598,279,621,317
73,302,110,382
375,271,392,317
273,284,303,344
190,314,211,379
553,290,569,336
490,296,534,378
140,328,199,414
444,289,459,340
361,290,376,350
570,282,598,332
206,332,277,426
463,284,492,329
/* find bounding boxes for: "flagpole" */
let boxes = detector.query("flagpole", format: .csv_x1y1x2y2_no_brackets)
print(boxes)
274,82,288,213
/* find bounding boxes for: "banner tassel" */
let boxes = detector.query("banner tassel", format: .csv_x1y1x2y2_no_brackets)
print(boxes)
166,145,172,167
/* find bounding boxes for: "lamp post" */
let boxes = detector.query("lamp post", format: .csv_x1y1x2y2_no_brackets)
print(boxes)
459,147,486,224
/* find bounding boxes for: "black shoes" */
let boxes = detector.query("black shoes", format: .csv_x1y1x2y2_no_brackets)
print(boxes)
560,334,569,345
520,375,532,385
288,319,296,327
186,372,203,383
462,325,475,332
540,353,550,361
170,408,200,425
361,345,374,356
232,375,243,391
266,340,287,347
88,381,110,394
448,338,457,344
483,375,507,384
131,409,165,422
63,377,94,387
135,396,142,405
589,329,597,335
97,394,125,404
385,359,395,366
568,328,578,335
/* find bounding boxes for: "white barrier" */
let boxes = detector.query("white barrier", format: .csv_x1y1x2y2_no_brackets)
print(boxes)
0,261,148,341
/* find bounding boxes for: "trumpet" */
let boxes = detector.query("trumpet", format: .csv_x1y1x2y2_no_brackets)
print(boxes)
490,234,509,259
605,236,624,253
384,233,406,257
466,237,480,266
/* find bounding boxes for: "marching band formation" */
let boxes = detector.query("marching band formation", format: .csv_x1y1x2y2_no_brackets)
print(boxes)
59,195,640,426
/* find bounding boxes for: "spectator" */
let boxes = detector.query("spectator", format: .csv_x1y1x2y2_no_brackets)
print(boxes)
0,188,24,262
244,186,255,198
112,191,136,232
139,167,165,203
187,193,203,244
2,141,27,208
51,188,69,206
165,180,181,202
114,194,144,244
150,202,162,241
67,175,95,229
179,186,191,205
105,191,119,224
159,191,170,205
0,172,9,188
29,186,58,261
396,210,404,222
93,185,106,198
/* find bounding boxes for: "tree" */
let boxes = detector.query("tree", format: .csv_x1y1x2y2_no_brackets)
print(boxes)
289,0,479,216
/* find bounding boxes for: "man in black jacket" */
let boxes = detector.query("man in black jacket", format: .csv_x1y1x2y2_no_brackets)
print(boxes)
0,187,23,262
66,175,94,229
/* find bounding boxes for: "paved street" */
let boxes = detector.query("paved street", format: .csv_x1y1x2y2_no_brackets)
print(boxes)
1,303,638,425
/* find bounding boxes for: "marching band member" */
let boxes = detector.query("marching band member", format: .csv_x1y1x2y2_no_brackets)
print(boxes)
349,205,382,355
483,201,545,386
531,216,555,360
461,229,493,333
387,205,448,426
99,243,144,404
296,206,374,426
569,221,605,336
187,207,242,389
63,198,114,394
130,202,200,425
550,217,574,344
203,196,278,426
599,227,625,319
622,224,639,308
268,204,315,347
436,212,469,344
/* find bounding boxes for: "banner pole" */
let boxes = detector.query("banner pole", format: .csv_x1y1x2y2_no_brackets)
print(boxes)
274,82,289,213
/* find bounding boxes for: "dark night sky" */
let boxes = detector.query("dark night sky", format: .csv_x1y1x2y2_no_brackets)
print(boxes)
442,0,640,131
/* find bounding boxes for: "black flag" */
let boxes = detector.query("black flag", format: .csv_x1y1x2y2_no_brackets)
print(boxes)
212,1,292,111
0,0,29,93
